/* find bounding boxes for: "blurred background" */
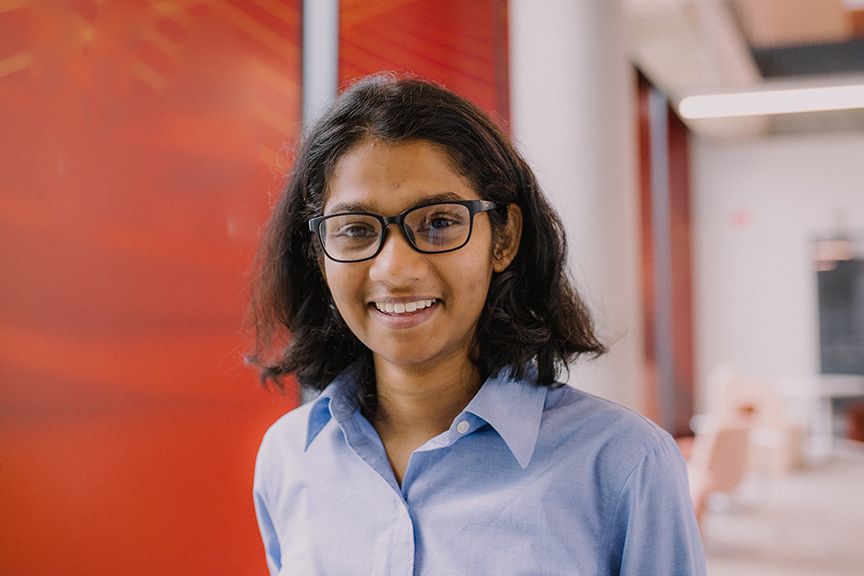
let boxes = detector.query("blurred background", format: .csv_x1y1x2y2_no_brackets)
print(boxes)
1,0,863,575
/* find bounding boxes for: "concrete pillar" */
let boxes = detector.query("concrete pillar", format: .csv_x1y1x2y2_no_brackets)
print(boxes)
302,0,339,124
510,0,642,408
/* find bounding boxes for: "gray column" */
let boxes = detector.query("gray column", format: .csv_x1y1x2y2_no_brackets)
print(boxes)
510,0,642,408
302,0,340,124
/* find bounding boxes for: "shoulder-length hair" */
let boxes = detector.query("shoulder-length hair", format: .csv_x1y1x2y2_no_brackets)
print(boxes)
247,73,604,397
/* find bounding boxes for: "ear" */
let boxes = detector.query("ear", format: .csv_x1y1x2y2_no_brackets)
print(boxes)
492,204,523,273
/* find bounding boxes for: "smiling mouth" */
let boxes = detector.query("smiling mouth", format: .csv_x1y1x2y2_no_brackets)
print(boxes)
373,299,437,314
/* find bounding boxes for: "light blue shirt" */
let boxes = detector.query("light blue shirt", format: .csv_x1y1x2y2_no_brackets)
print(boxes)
254,364,706,575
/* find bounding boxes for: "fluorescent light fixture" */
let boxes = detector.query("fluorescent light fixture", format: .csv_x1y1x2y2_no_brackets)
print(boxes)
678,84,864,119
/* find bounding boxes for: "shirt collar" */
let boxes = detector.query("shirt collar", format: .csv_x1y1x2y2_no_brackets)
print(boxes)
304,364,549,469
461,369,547,469
305,363,364,451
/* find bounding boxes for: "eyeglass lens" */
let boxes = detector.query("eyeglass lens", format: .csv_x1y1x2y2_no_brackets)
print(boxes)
319,203,473,262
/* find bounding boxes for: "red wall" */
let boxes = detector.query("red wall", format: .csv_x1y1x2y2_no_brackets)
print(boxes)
1,1,508,574
340,0,509,124
636,72,695,437
0,2,300,574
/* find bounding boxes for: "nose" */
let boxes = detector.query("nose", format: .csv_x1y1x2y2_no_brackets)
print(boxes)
368,225,429,284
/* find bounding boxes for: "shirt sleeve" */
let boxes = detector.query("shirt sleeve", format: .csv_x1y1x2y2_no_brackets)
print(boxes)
609,435,706,576
253,445,282,576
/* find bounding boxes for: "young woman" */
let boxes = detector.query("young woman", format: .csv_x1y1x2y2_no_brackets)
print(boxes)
248,74,705,575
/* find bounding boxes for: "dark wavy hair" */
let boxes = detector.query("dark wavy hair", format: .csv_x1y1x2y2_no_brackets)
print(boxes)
246,73,604,400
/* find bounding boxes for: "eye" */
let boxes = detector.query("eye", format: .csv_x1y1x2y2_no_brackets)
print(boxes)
323,214,381,246
335,222,378,239
428,215,456,229
421,210,466,231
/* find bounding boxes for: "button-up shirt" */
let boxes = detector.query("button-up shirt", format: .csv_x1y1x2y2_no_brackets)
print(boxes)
253,364,706,575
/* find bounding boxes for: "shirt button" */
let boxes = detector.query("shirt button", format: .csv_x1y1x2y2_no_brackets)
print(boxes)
398,503,408,516
456,420,470,434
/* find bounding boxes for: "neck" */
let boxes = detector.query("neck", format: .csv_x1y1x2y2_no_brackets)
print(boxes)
369,353,482,437
365,353,482,485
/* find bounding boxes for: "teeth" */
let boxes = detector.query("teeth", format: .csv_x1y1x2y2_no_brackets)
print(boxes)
375,299,436,314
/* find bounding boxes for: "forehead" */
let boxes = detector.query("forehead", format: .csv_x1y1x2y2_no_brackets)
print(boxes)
324,139,478,214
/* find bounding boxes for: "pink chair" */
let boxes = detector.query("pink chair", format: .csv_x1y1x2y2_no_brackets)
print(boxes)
686,419,751,531
711,364,805,473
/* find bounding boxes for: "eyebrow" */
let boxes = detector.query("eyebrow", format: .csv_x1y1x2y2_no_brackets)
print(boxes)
325,192,467,216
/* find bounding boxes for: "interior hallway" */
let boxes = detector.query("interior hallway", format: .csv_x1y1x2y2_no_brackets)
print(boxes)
702,443,864,576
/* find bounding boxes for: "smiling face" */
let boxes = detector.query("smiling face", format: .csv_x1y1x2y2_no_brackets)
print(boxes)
321,139,514,375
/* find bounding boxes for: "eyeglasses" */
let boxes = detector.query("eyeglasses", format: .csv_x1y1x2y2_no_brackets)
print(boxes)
308,200,499,263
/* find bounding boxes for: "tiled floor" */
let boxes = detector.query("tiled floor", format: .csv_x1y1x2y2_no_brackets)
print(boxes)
702,444,864,576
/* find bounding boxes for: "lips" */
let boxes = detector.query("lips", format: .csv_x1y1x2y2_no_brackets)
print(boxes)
373,299,437,314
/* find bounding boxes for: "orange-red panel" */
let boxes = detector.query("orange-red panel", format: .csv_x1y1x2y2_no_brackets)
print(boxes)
636,72,695,437
0,1,300,574
339,0,509,124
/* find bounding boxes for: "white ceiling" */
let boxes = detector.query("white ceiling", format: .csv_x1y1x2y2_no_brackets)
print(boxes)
625,0,864,138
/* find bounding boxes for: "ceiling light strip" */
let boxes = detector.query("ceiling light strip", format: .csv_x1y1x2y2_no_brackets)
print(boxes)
678,84,864,119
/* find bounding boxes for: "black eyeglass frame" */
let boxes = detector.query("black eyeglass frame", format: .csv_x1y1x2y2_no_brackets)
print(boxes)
308,200,500,263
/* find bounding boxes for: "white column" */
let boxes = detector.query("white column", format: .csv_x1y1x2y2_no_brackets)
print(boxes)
302,0,340,124
510,0,642,409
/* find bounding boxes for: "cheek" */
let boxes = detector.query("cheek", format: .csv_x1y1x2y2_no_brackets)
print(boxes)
322,263,355,309
455,259,494,310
